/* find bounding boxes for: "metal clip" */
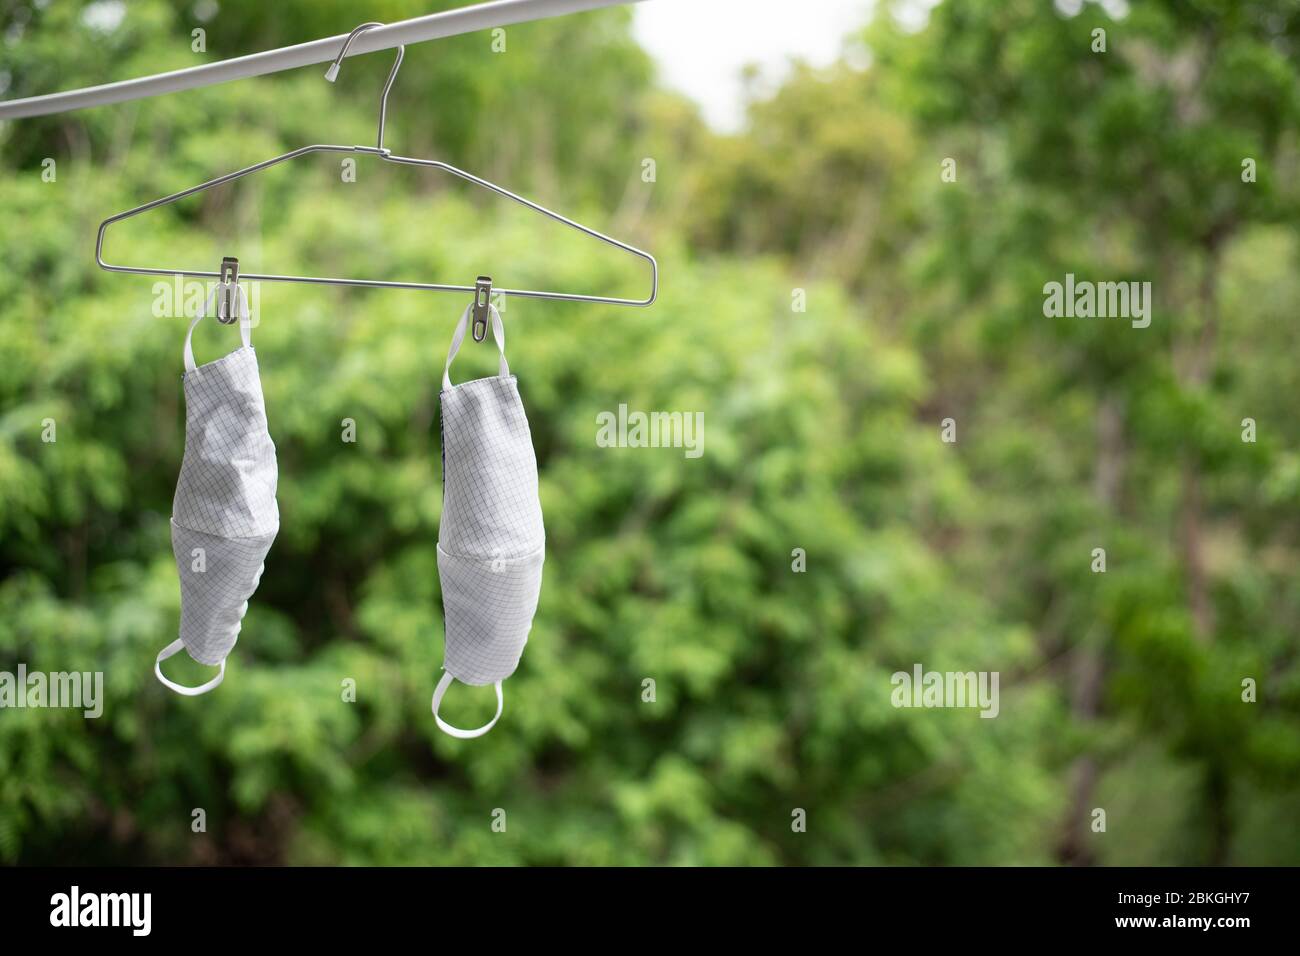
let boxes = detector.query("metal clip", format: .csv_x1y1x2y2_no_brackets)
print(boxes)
217,257,239,324
471,275,492,342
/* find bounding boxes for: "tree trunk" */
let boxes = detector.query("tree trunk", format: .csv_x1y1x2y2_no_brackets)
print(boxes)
1177,241,1222,642
1056,396,1123,865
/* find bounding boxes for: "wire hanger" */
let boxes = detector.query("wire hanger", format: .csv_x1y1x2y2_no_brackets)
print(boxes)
95,21,657,339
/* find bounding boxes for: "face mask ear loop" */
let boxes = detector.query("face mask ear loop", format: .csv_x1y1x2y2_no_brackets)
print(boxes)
154,637,226,696
489,305,509,378
431,671,503,739
183,282,251,373
236,284,252,350
183,285,220,373
442,304,509,391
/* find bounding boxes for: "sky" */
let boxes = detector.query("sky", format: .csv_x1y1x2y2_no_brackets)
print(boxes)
631,0,873,133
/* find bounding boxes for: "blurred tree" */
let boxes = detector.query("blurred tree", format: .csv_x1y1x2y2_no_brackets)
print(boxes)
864,0,1300,864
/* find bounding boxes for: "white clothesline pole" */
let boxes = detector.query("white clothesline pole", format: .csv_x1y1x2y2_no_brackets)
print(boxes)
0,0,645,121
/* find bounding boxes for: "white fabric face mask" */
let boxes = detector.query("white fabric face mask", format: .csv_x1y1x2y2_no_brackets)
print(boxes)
433,303,545,737
155,283,279,696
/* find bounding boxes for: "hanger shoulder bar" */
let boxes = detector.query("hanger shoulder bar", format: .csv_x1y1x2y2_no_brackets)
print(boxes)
0,0,644,121
95,145,658,306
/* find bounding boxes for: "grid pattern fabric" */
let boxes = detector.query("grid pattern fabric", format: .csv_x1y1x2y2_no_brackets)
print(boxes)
172,520,274,665
171,345,279,667
439,376,544,556
173,347,279,539
438,543,544,684
438,374,545,685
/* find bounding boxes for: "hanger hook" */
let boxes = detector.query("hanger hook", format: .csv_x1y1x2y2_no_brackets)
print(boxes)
324,22,405,153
